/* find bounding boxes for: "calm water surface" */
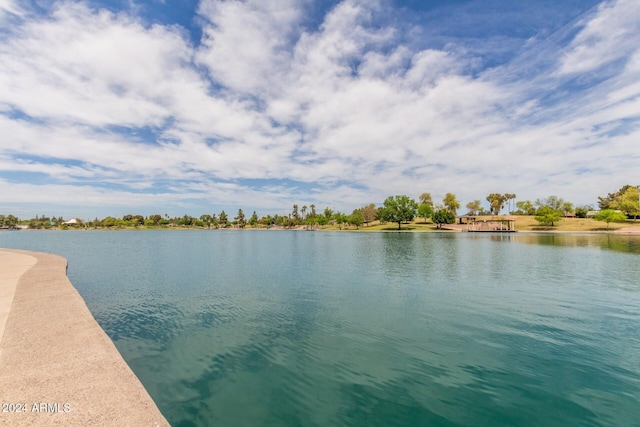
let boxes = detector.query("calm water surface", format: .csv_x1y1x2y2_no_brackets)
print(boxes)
1,230,639,426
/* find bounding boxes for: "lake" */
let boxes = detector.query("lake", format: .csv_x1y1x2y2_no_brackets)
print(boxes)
1,230,639,426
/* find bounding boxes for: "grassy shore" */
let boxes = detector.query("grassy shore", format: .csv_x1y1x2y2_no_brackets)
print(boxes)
323,216,640,233
13,216,640,233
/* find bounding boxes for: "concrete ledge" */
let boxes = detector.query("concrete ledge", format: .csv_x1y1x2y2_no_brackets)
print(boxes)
0,249,169,426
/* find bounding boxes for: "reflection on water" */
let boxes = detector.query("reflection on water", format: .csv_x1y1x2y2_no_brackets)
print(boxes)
511,233,640,254
1,230,640,426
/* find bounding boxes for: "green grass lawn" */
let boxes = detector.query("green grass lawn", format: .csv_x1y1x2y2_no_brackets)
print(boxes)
509,216,640,232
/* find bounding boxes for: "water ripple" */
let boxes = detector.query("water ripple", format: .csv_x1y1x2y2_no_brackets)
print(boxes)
4,230,640,426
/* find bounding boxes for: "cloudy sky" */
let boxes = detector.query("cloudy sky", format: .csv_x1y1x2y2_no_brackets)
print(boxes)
1,0,639,219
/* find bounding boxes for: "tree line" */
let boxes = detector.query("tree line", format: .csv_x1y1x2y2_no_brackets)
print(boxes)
1,185,637,230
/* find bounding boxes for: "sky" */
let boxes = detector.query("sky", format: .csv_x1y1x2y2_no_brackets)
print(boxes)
0,0,639,220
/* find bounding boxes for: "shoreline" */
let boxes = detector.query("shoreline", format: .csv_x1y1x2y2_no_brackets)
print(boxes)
0,249,169,426
4,222,640,234
4,214,640,235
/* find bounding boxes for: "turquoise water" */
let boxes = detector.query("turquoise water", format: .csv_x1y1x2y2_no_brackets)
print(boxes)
1,230,640,426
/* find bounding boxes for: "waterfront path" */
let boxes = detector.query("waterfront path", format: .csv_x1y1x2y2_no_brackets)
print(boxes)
0,249,169,426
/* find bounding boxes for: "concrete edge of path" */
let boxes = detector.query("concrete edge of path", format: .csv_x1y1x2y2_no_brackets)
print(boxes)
0,249,169,426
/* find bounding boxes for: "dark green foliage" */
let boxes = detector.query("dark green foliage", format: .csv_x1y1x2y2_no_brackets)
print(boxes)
598,185,633,209
249,211,258,226
219,210,228,228
235,209,246,228
574,206,592,219
348,210,364,229
379,195,418,230
534,207,562,226
593,209,627,229
431,210,455,229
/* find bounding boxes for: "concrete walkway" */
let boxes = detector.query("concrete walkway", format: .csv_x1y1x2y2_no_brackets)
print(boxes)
0,251,37,346
0,249,169,426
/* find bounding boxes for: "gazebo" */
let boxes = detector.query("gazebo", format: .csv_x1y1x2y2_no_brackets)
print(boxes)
457,216,516,232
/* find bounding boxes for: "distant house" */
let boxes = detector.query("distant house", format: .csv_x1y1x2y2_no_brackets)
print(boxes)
63,218,79,225
563,212,576,218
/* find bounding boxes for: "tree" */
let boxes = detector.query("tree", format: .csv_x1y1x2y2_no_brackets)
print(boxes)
314,215,328,226
348,210,364,229
417,203,433,223
2,214,19,227
442,193,460,216
563,202,575,214
515,200,536,215
598,185,633,209
324,207,333,220
149,214,162,226
101,216,116,228
419,193,433,207
486,193,507,215
292,204,300,222
360,203,378,226
618,187,640,220
260,214,275,227
535,195,571,212
431,209,455,229
249,211,259,227
575,205,593,219
200,214,213,228
309,204,317,218
465,200,482,216
534,207,562,226
593,209,627,229
219,210,228,228
379,195,418,230
600,185,639,220
179,214,194,226
235,209,246,228
504,193,517,214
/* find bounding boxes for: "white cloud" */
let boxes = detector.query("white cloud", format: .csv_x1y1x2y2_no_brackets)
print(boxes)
196,0,303,95
1,0,639,217
558,0,640,75
0,3,186,126
0,0,23,20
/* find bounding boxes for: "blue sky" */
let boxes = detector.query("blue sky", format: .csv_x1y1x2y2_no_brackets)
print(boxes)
0,0,639,219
